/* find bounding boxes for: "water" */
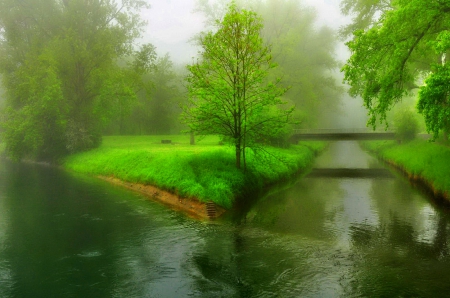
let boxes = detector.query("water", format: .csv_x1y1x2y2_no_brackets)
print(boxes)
1,142,450,297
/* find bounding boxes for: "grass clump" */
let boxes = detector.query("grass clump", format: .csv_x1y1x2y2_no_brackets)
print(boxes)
63,135,325,209
363,140,450,195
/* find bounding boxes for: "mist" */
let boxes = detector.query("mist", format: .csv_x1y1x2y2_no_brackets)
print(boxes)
0,0,373,159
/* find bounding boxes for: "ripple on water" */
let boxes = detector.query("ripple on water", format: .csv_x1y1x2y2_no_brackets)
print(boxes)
77,250,102,258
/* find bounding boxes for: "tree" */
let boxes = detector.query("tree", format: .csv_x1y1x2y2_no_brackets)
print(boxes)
0,0,150,161
145,54,183,134
195,0,343,128
341,0,450,138
393,108,419,142
257,0,342,128
104,53,183,135
183,2,292,170
417,31,450,140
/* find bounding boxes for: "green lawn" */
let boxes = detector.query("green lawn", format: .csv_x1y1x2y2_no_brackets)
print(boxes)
63,135,326,208
364,140,450,195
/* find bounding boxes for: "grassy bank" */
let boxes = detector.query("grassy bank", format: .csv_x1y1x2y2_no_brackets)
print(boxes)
63,135,325,209
363,140,450,197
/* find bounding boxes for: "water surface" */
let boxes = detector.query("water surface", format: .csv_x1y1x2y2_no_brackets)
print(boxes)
1,142,449,297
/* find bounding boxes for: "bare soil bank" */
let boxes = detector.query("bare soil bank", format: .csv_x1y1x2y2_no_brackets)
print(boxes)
99,176,226,220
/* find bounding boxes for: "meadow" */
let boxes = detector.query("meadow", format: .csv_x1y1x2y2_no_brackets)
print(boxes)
364,140,450,196
63,135,326,208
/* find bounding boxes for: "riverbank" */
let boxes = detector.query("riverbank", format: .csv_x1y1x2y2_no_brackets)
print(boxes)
63,135,326,216
363,140,450,201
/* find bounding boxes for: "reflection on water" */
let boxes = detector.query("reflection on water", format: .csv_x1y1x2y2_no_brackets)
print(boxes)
1,142,450,297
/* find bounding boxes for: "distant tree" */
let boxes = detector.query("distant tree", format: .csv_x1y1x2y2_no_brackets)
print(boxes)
145,54,183,134
112,44,158,135
393,108,419,142
105,53,183,135
257,0,342,127
341,0,450,139
183,3,293,169
0,0,151,161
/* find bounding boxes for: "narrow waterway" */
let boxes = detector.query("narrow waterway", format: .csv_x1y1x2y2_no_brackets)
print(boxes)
1,142,450,297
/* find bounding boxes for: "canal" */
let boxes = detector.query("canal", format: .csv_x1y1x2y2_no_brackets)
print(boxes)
1,141,450,297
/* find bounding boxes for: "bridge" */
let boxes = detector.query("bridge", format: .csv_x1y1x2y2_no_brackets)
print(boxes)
291,128,396,141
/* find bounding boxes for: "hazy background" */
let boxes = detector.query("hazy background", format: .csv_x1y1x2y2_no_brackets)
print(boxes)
0,0,368,133
139,0,367,129
141,0,349,64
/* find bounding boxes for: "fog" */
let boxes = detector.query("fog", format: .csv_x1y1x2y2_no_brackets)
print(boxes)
0,0,377,159
136,0,364,130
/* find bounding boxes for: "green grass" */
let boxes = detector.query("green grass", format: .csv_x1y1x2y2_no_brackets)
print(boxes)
63,135,326,208
363,140,450,194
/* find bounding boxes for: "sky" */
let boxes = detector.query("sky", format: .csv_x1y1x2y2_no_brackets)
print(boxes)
140,0,349,64
139,0,363,128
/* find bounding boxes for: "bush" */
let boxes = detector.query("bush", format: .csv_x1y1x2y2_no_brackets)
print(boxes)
393,109,419,142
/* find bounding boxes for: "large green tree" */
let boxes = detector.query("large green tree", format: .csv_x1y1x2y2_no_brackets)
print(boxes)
183,3,292,169
0,0,150,160
341,0,450,138
195,0,343,128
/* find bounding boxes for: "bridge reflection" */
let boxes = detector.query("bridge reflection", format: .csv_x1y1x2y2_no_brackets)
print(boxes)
307,168,395,179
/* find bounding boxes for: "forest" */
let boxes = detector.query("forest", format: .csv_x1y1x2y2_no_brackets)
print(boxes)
1,0,450,192
0,0,342,162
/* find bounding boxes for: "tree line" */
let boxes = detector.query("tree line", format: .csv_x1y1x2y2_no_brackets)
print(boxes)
0,0,343,167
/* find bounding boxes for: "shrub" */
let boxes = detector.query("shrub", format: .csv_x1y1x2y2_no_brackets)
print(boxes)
393,109,419,142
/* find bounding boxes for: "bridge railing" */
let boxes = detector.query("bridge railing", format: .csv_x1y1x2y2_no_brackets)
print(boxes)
292,128,393,134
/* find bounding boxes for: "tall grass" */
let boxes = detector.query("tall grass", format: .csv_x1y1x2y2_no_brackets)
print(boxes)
364,140,450,194
63,135,325,208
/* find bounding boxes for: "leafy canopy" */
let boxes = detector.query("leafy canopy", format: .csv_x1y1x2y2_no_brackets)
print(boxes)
195,0,343,128
342,0,450,135
183,2,292,169
0,0,151,161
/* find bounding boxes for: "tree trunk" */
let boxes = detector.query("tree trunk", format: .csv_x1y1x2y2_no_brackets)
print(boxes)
190,131,195,145
243,146,246,172
235,144,241,169
443,118,449,144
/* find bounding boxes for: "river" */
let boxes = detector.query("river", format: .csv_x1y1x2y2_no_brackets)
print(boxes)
1,141,450,297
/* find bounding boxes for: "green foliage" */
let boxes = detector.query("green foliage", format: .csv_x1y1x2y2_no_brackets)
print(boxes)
195,0,343,128
393,109,419,142
140,55,183,134
339,0,393,38
342,0,450,131
2,51,67,160
184,2,293,169
257,0,343,128
104,54,184,135
364,140,450,195
63,135,325,209
417,63,450,141
0,0,151,161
